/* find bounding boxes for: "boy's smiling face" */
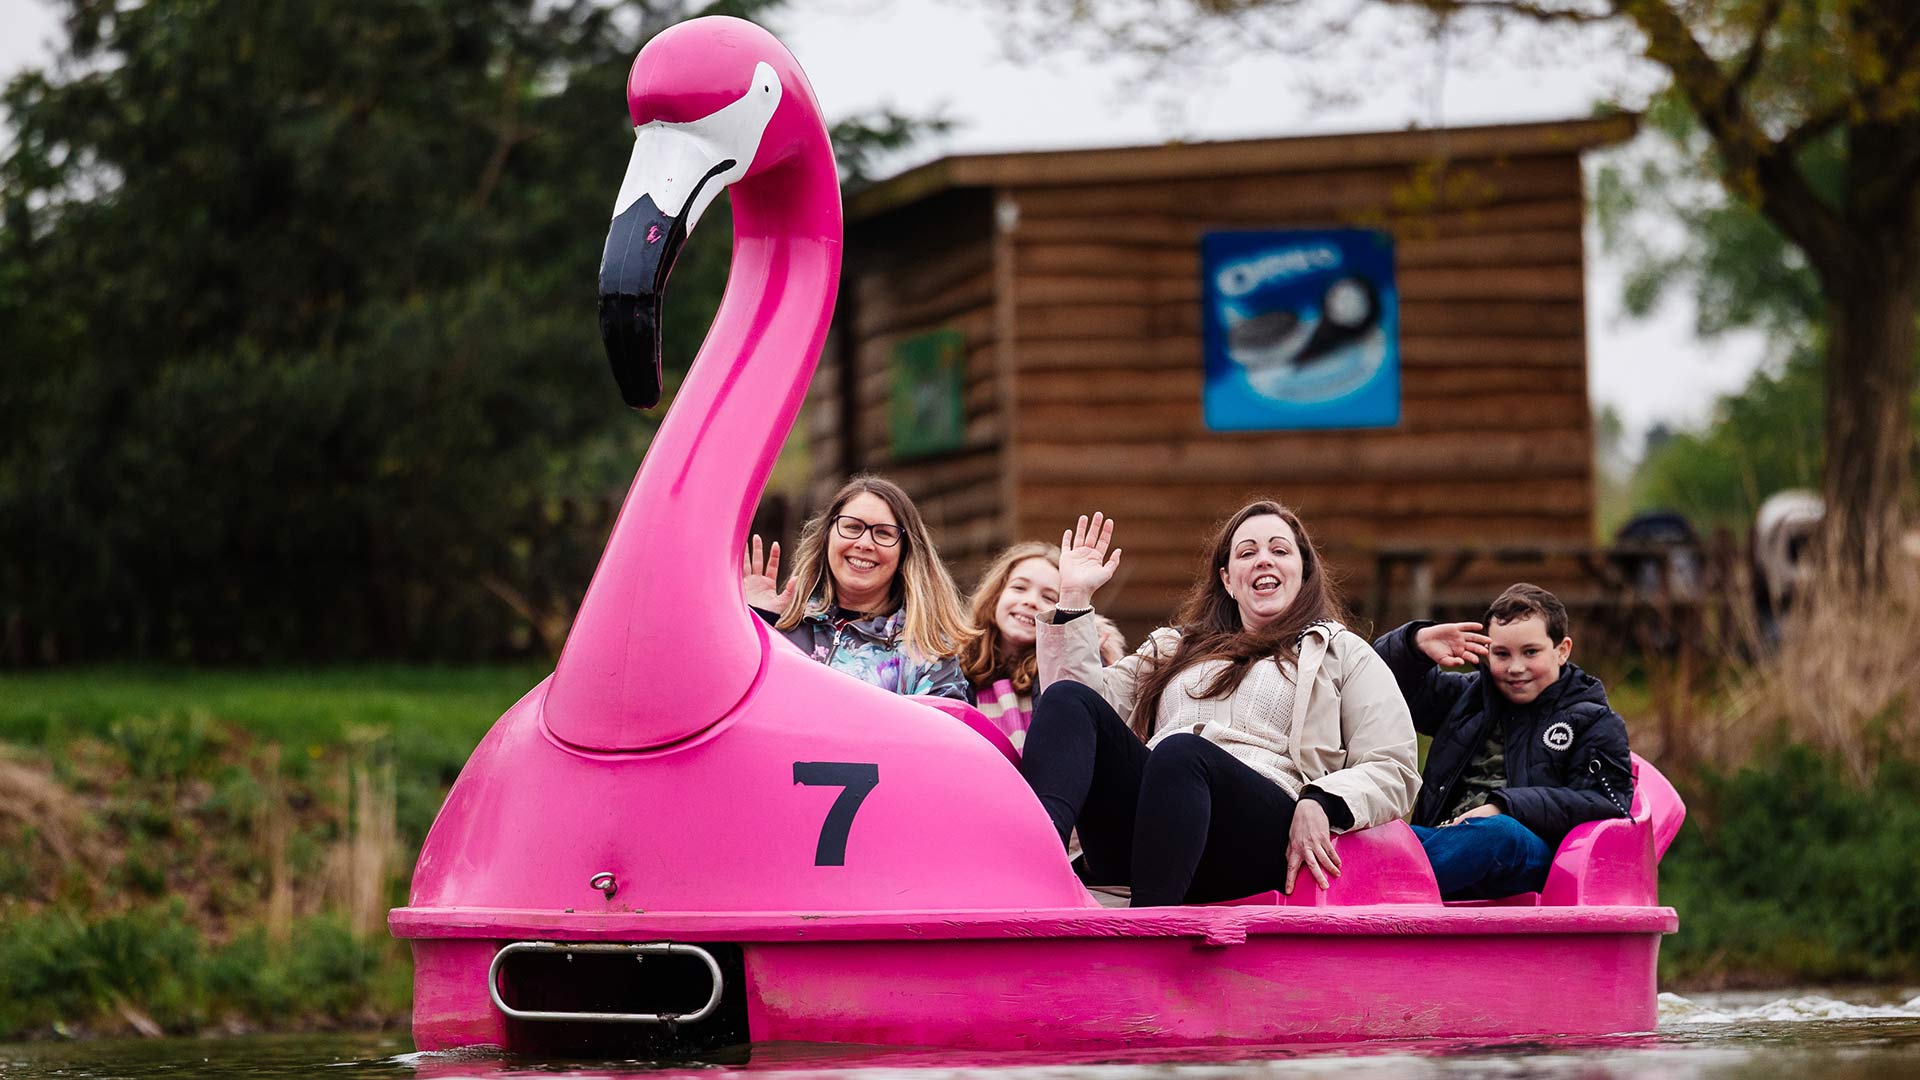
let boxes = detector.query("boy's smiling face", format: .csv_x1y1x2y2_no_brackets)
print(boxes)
1486,614,1572,705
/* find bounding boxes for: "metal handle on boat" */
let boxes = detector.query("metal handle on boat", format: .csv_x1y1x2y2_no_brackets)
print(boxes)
487,941,724,1025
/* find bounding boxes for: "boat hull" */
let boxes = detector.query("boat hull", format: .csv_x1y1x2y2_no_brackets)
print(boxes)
394,903,1675,1051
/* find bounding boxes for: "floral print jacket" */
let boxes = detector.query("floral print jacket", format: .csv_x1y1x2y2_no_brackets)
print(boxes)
756,605,969,701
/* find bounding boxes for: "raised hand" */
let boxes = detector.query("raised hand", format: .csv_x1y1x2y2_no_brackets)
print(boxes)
1057,512,1122,609
743,533,796,612
1415,621,1491,668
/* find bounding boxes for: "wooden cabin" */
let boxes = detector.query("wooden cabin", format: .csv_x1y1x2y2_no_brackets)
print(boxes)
803,115,1636,638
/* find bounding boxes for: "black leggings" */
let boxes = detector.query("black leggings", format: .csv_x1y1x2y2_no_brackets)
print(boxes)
1019,681,1302,906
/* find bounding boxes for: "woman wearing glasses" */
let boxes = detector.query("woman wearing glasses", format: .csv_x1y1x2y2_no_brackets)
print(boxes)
743,475,972,700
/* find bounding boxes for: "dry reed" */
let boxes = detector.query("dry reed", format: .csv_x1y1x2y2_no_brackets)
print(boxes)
1713,552,1920,784
262,744,294,944
0,750,100,900
321,728,400,938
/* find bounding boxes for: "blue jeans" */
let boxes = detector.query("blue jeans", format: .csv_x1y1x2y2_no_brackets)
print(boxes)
1412,815,1554,899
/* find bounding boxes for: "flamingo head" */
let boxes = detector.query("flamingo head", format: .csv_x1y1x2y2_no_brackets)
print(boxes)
598,17,827,409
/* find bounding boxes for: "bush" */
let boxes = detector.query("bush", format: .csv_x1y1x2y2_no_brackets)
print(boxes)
0,907,410,1039
1661,745,1920,985
0,905,204,1036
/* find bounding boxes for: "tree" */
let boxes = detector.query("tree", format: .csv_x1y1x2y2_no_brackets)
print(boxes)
1632,355,1825,533
0,0,940,663
1003,0,1920,585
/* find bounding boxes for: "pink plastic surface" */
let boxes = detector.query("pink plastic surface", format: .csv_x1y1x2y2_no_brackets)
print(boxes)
1538,752,1687,907
912,695,1021,765
405,13,1087,919
542,16,848,753
399,903,1672,1049
392,16,1685,1053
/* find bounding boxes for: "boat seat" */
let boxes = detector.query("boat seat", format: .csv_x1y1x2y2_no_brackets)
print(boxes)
911,695,1020,765
1534,751,1685,906
1210,819,1442,906
1443,751,1687,908
1221,754,1686,909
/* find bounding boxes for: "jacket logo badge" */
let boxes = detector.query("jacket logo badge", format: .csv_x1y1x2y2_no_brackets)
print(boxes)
1543,722,1574,751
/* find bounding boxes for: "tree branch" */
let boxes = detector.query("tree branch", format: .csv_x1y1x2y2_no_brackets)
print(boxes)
1724,0,1784,105
1784,1,1920,156
1416,0,1612,26
1779,98,1852,156
1619,0,1850,273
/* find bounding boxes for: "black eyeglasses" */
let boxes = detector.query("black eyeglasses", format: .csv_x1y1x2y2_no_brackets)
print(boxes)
831,514,903,548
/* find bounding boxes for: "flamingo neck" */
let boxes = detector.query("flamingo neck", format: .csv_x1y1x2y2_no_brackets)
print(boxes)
545,144,842,751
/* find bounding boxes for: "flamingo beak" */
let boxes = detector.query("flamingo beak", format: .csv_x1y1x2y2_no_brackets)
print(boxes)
598,190,690,410
596,62,782,410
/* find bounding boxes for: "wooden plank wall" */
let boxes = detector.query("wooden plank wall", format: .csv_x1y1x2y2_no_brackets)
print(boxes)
1001,153,1597,638
814,189,1010,588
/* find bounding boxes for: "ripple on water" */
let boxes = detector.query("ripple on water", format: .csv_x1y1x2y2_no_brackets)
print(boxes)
1660,991,1920,1025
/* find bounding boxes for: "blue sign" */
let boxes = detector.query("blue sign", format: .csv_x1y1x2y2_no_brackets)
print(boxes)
1201,229,1400,431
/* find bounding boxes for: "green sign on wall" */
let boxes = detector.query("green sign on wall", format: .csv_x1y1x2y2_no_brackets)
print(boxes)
889,328,967,460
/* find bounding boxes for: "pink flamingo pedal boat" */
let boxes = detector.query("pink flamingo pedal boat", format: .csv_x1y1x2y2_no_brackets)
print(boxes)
389,17,1684,1057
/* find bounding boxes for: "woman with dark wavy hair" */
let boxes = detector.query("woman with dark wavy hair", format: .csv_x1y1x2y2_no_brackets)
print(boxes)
1020,502,1418,906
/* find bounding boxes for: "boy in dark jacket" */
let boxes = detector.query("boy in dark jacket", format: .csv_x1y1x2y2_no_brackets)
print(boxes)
1373,583,1633,899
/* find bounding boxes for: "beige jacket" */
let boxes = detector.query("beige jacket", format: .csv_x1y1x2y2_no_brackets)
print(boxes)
1037,614,1420,831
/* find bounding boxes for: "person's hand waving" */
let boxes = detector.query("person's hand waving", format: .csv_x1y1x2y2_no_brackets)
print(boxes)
1057,512,1122,610
743,534,796,612
1414,622,1491,667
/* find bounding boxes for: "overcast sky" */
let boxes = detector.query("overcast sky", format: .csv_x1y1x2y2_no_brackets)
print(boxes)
0,0,1775,446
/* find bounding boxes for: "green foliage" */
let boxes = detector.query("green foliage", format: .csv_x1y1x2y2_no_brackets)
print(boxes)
1629,355,1826,532
0,0,700,663
0,906,407,1039
1596,94,1920,535
0,905,204,1036
0,664,529,841
0,0,940,666
1593,93,1836,349
0,666,508,1037
1662,745,1920,985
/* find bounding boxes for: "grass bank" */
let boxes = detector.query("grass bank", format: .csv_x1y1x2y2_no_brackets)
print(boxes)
0,665,540,1039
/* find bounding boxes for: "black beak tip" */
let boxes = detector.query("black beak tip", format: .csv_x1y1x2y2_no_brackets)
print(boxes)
599,292,664,410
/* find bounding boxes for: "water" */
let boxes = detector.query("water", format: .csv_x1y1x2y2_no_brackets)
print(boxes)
5,992,1920,1079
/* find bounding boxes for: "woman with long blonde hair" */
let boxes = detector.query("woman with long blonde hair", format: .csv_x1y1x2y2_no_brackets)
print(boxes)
744,475,971,699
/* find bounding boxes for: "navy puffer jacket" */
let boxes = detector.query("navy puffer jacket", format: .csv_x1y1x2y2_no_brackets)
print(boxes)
1374,621,1633,846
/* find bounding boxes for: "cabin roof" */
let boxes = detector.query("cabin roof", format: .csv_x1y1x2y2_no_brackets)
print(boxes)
847,114,1638,223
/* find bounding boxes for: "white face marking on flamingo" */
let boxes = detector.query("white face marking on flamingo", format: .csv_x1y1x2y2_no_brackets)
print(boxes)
598,61,782,410
610,61,782,233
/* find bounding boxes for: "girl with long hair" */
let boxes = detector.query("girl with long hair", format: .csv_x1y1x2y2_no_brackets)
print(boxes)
743,475,971,700
958,542,1062,747
1019,502,1418,906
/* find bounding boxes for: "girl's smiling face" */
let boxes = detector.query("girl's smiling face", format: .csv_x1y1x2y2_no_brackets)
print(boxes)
993,556,1060,649
827,492,902,611
1219,513,1303,631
